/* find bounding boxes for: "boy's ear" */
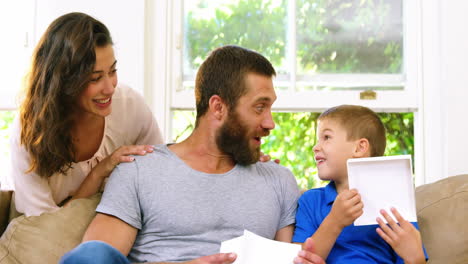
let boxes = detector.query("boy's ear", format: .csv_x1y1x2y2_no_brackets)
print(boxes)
353,138,370,158
208,95,226,121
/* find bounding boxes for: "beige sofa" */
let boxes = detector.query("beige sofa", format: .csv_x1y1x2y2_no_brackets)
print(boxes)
0,174,467,264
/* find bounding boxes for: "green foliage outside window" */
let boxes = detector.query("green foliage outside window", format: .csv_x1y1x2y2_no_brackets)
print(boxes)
295,0,402,73
185,0,402,74
172,111,414,190
185,0,287,72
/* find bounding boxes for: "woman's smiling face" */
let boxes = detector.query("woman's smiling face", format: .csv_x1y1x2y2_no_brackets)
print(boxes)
77,44,118,119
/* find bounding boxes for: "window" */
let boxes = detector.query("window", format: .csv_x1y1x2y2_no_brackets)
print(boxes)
171,0,418,110
155,0,420,188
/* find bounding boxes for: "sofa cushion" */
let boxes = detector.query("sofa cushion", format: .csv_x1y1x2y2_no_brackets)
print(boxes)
416,174,468,264
7,194,22,223
0,191,12,235
0,194,101,264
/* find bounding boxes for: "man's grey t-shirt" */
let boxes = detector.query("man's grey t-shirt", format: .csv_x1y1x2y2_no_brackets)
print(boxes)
97,144,300,263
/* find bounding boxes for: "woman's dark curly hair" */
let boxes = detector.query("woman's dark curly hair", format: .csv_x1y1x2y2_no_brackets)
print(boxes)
20,12,113,177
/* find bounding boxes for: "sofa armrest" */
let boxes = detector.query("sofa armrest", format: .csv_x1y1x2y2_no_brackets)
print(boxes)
0,190,13,235
416,174,468,264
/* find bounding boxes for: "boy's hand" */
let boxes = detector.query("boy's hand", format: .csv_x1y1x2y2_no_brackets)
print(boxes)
259,152,280,164
329,189,363,228
293,237,325,264
376,208,426,264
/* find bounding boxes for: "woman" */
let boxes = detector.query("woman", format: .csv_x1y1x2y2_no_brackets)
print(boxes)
10,12,163,216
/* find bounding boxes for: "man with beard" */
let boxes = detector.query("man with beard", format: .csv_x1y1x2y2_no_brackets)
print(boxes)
61,46,324,264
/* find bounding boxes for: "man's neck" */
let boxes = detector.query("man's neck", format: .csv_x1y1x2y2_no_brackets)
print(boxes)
168,128,236,174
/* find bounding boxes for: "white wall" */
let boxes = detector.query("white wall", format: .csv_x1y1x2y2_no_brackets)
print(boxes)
421,0,468,181
0,0,146,108
0,1,35,109
440,1,468,177
418,0,445,185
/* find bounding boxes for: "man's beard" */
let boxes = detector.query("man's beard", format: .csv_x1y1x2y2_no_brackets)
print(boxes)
216,111,262,165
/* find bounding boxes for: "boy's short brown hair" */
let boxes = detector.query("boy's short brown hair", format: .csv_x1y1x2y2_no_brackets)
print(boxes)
319,105,386,156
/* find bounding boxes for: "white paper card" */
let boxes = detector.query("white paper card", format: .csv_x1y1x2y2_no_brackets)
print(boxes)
220,230,301,264
347,155,417,226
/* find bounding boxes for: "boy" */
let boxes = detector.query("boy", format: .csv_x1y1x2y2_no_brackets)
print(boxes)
293,105,427,264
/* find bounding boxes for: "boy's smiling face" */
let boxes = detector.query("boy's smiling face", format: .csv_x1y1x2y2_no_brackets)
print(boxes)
313,118,358,183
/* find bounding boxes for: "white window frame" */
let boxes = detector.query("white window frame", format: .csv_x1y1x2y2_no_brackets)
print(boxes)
164,0,420,111
144,0,445,185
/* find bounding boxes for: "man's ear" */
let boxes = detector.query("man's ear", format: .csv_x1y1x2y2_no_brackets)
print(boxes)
208,95,226,120
353,138,370,158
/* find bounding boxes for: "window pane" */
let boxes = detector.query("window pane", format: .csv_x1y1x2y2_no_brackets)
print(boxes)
296,0,403,74
171,110,413,190
171,110,196,143
184,0,288,90
266,112,322,189
0,111,17,190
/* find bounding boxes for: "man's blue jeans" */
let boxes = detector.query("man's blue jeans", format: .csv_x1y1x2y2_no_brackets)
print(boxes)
60,241,130,264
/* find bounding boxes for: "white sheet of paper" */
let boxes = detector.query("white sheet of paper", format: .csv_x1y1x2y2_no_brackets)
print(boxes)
347,155,417,226
220,230,301,264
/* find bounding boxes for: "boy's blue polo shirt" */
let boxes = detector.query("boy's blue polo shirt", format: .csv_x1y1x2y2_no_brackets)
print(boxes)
293,182,427,264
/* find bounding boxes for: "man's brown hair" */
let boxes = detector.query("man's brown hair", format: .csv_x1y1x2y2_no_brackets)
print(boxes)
194,45,276,126
319,105,386,156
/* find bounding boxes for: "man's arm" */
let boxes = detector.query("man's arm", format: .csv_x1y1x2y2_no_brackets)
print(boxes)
274,224,294,242
84,213,238,264
82,213,138,256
